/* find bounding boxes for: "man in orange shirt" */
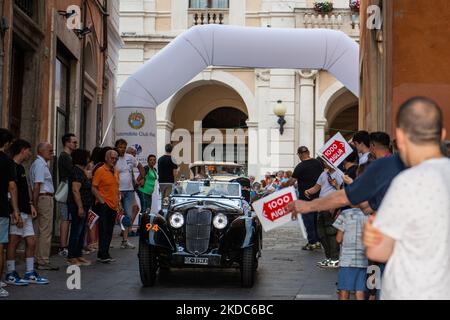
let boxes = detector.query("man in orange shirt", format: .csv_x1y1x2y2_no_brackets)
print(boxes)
92,150,121,263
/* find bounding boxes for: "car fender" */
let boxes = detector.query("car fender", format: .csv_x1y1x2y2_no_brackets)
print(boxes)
140,212,175,251
223,215,261,250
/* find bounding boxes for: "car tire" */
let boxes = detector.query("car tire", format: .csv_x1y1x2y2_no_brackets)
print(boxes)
240,246,256,288
138,237,158,287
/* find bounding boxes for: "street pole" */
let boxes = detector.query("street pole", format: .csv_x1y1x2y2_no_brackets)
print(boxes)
0,0,4,126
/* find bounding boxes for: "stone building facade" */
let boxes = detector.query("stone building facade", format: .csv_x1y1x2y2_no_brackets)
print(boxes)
0,0,122,157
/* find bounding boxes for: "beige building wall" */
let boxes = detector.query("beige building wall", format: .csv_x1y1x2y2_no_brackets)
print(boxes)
119,0,359,179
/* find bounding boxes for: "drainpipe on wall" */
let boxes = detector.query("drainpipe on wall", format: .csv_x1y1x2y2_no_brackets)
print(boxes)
0,0,5,126
98,0,108,146
79,0,87,147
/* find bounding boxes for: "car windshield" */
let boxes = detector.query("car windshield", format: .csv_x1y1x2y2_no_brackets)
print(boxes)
191,165,245,177
173,181,241,197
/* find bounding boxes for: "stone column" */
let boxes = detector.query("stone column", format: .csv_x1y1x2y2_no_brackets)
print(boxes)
297,70,318,154
156,119,174,157
315,119,327,154
246,120,259,179
171,0,188,31
255,69,270,180
229,0,246,26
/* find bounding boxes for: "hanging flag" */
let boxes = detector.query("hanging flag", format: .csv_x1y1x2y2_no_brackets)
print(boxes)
87,209,99,230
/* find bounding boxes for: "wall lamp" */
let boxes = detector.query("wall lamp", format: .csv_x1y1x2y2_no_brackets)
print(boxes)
58,9,77,19
74,26,92,38
273,100,287,135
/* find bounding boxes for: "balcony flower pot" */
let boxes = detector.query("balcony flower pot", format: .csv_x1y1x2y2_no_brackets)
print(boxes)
349,0,360,13
314,1,334,14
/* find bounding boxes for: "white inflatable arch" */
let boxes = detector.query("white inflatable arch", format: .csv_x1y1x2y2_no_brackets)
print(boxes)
118,24,358,109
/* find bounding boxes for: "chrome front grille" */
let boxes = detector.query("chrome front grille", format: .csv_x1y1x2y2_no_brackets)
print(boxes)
186,209,212,254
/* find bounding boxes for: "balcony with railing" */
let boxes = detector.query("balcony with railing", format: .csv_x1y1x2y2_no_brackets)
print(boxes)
188,0,229,26
188,9,229,26
294,8,360,39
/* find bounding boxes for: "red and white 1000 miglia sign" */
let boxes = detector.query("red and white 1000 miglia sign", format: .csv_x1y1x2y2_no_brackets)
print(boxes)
253,186,298,232
263,193,293,222
319,132,353,167
322,140,346,165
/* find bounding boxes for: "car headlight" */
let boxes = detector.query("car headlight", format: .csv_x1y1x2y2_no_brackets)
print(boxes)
213,213,228,230
169,212,184,229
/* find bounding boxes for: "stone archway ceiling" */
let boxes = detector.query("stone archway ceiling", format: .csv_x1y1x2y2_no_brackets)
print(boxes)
202,107,248,129
327,105,359,139
117,24,359,109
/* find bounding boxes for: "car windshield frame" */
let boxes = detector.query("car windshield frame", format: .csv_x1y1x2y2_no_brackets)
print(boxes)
191,164,245,177
173,181,242,198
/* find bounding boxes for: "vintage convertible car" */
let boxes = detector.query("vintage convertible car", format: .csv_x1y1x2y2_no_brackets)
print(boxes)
138,179,262,288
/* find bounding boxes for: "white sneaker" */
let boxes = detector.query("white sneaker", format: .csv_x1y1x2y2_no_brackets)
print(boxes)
120,240,135,249
58,248,68,257
317,259,330,267
326,259,339,268
0,281,7,288
0,287,9,298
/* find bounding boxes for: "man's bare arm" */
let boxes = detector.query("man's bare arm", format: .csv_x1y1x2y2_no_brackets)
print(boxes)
8,181,20,214
173,168,179,180
363,215,394,263
359,201,375,215
91,185,105,204
32,182,42,209
305,184,321,198
365,232,394,263
336,230,343,245
136,162,146,186
286,189,350,219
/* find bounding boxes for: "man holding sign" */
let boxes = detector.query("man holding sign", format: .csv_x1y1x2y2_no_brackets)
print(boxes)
292,146,323,251
305,159,343,268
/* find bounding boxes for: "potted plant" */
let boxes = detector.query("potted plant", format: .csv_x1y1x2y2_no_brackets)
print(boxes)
349,0,360,12
314,1,334,14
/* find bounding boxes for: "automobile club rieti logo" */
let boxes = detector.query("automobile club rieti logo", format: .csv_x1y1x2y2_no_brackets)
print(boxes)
128,111,145,130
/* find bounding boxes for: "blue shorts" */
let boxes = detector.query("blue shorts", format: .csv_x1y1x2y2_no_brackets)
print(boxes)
0,217,10,244
338,267,368,292
59,202,71,221
120,191,137,217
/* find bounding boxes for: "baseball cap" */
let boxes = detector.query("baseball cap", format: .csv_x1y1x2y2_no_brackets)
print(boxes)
297,146,309,154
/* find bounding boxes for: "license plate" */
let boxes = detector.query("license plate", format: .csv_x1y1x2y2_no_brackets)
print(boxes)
184,257,208,265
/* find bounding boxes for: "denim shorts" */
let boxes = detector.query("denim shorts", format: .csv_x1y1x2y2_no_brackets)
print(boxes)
338,267,368,292
59,202,71,221
0,217,10,244
120,191,137,217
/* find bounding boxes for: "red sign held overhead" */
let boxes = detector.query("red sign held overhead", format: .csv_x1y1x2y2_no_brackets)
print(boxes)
319,132,353,168
262,192,294,222
322,140,346,165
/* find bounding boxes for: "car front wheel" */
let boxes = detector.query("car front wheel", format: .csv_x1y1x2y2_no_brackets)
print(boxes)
138,237,158,287
240,246,256,288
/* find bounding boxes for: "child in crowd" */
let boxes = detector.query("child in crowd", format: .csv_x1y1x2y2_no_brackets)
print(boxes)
333,163,370,300
333,207,369,300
